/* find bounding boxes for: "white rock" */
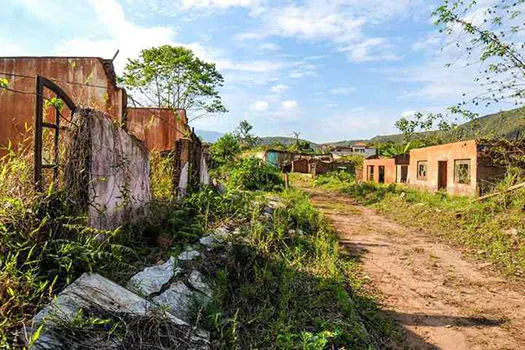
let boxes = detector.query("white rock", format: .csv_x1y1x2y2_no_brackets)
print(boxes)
178,249,201,261
199,235,216,247
188,270,213,298
29,273,201,349
127,257,179,297
152,281,194,322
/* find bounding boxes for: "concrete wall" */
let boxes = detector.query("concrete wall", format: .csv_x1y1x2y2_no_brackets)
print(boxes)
291,158,309,173
68,109,150,230
127,108,189,153
362,158,397,184
409,140,478,197
0,57,125,155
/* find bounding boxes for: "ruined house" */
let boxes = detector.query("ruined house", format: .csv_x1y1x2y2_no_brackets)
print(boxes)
408,140,508,197
0,57,126,155
332,142,376,159
363,140,510,197
362,155,410,184
0,56,208,226
264,149,332,169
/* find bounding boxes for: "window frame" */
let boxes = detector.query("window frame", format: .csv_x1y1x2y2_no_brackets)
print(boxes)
454,159,471,184
417,161,428,181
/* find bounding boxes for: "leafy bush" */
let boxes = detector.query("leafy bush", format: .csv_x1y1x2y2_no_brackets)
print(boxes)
0,192,137,347
227,157,284,191
314,171,356,191
210,133,241,167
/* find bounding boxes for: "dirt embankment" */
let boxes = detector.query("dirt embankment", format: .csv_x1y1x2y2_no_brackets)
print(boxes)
306,188,525,350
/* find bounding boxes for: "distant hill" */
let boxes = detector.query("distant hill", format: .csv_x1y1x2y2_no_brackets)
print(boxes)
195,129,224,143
257,136,322,151
370,108,525,144
323,140,369,147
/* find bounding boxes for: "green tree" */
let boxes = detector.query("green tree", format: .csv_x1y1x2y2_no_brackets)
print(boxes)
434,0,525,112
121,45,227,120
233,120,259,149
210,133,241,166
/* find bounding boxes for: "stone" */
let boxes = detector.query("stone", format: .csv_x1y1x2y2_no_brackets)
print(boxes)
188,270,213,298
212,226,231,242
28,273,208,349
199,235,216,247
178,249,201,261
152,281,194,323
127,257,179,297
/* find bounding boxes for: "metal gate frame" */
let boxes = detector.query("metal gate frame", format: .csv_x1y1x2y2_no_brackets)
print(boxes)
34,76,77,191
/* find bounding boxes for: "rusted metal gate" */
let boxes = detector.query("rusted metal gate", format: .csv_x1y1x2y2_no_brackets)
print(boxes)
34,76,76,191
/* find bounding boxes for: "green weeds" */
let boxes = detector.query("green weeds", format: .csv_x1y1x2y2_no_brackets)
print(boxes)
206,188,398,349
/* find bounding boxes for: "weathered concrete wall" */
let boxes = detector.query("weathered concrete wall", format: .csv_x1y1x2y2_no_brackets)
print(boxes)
409,140,478,197
0,57,125,155
127,108,189,152
67,109,150,229
362,158,397,184
291,158,309,173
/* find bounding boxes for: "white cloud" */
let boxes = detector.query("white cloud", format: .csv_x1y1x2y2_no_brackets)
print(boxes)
235,0,423,63
340,37,400,63
281,100,297,110
0,38,26,56
330,87,356,95
56,0,176,71
250,100,269,112
181,0,259,9
271,84,289,93
257,42,280,51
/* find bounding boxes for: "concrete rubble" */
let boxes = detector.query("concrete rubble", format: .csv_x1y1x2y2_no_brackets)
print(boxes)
127,256,180,297
28,225,229,349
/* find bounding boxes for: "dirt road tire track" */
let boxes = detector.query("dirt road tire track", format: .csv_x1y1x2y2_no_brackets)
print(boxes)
306,188,525,350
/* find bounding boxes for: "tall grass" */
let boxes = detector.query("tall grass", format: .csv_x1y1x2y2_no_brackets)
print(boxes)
206,188,399,349
328,178,525,277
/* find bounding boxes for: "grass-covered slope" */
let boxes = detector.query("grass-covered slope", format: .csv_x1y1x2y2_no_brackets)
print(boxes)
371,107,525,144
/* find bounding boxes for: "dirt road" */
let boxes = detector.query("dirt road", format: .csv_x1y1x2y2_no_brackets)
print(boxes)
306,187,525,349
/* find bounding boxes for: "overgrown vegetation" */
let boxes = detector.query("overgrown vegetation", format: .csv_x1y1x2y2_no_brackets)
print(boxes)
204,188,398,349
315,176,525,277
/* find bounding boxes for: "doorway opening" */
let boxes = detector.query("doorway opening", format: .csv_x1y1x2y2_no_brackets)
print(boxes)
378,166,385,183
438,161,448,191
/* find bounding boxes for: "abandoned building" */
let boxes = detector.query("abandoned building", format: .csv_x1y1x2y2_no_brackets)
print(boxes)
331,142,376,159
408,140,508,197
0,56,192,155
362,155,410,184
0,56,208,227
363,140,510,197
263,149,332,169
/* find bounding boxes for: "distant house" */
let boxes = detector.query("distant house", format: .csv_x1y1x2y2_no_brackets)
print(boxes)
264,149,332,169
332,142,376,159
363,140,510,197
363,155,410,184
408,140,508,197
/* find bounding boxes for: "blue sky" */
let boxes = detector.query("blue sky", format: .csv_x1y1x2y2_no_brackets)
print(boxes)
1,0,512,143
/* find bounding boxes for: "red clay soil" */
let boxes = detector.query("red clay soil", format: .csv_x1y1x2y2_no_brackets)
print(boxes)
305,187,525,350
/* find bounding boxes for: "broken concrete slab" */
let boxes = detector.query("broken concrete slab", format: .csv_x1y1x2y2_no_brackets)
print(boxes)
127,257,180,297
188,270,213,298
29,273,210,349
178,249,201,261
199,235,216,247
152,281,194,323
